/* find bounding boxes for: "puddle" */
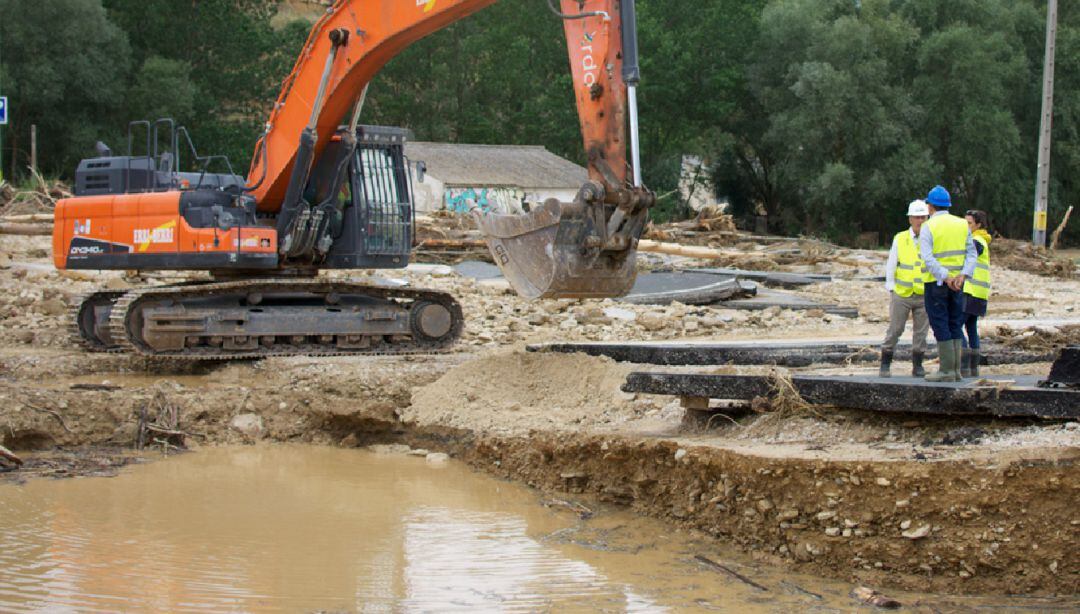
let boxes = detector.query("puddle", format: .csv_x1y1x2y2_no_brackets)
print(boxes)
0,446,1072,612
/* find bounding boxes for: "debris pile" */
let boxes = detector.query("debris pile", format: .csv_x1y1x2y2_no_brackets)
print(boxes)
644,204,737,243
988,323,1080,352
992,237,1077,279
414,211,491,264
0,175,71,216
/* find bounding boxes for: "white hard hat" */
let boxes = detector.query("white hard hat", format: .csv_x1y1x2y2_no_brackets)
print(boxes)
906,199,929,217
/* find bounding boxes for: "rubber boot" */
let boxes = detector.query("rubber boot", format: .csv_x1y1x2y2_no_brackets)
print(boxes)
925,341,955,382
969,348,980,378
912,352,926,377
960,347,973,378
879,350,894,378
951,339,965,381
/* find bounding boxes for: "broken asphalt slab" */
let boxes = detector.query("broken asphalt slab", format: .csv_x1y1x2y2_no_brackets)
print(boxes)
620,274,756,306
692,267,832,288
447,263,858,314
527,340,1052,367
621,373,1080,419
722,288,858,317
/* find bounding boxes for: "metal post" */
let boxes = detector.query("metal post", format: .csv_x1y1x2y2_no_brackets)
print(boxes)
620,0,642,188
30,124,36,175
1033,0,1058,247
628,86,642,187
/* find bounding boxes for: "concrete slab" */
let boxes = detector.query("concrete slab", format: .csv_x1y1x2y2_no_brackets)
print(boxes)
621,273,755,306
622,372,1080,419
693,267,832,288
452,260,504,280
723,289,859,318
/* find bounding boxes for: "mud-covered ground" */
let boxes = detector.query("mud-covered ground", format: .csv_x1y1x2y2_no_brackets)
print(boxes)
1,232,1077,596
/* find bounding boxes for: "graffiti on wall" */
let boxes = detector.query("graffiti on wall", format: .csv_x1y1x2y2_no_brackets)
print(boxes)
444,187,527,214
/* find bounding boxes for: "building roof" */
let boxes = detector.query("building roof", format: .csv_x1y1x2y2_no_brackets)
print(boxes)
404,142,588,189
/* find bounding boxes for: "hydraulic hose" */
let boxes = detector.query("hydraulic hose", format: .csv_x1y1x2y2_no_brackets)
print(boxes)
546,0,608,21
242,134,269,193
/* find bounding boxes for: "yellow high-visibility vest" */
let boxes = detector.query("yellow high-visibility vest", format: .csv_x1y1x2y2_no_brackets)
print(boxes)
893,230,925,298
923,213,969,283
964,236,991,300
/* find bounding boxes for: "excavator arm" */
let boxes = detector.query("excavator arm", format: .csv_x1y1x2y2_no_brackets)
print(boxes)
247,0,654,298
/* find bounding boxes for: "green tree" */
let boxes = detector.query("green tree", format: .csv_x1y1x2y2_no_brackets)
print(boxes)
366,0,580,163
0,0,130,178
103,0,289,173
732,0,935,238
128,56,198,125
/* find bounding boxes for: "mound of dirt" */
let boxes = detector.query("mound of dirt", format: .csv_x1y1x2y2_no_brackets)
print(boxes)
993,238,1077,279
404,350,660,435
987,323,1080,352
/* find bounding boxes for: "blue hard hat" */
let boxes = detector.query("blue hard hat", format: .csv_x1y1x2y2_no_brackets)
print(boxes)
926,185,951,207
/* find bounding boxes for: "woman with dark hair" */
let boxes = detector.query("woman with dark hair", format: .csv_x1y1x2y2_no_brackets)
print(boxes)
961,209,991,377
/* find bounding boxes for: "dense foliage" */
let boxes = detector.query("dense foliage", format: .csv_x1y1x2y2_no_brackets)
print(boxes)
0,0,1075,244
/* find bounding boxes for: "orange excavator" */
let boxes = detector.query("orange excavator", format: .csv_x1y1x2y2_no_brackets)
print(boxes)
53,0,654,359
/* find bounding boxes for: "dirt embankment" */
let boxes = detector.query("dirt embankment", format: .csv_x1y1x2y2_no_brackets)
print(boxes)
2,231,1079,596
0,354,461,455
4,347,1076,595
459,433,1078,596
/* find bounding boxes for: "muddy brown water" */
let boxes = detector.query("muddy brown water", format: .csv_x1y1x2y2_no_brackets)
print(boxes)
0,446,1072,612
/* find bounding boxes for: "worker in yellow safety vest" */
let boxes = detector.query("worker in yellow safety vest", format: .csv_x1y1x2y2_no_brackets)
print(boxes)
880,199,930,377
960,209,991,377
919,185,977,382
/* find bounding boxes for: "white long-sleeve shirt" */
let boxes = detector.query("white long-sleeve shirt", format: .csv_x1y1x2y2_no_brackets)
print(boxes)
918,211,977,285
883,228,917,293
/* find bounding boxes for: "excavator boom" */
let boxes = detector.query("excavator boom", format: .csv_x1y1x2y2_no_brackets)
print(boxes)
248,0,654,298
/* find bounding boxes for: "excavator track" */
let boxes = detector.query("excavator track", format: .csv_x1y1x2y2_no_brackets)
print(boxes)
98,279,463,360
70,290,127,353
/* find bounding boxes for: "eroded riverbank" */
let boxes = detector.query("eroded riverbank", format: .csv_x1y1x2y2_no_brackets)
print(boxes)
2,445,1077,612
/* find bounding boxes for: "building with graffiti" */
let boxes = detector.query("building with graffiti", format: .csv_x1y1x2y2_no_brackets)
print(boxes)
403,142,588,213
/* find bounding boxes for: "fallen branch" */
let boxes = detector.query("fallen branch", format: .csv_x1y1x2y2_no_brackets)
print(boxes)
70,383,122,391
0,213,54,223
144,424,189,438
779,580,823,600
851,586,901,609
542,498,594,520
1050,205,1074,252
136,403,149,450
151,437,181,456
137,389,186,451
235,389,251,415
26,404,72,433
0,444,23,466
0,222,52,236
637,239,736,260
693,554,769,591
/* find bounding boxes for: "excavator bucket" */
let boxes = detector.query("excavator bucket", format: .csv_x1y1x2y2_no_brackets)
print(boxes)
472,199,639,300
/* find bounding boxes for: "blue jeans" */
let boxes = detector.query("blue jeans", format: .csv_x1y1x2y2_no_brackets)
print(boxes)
923,282,966,342
962,314,980,349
